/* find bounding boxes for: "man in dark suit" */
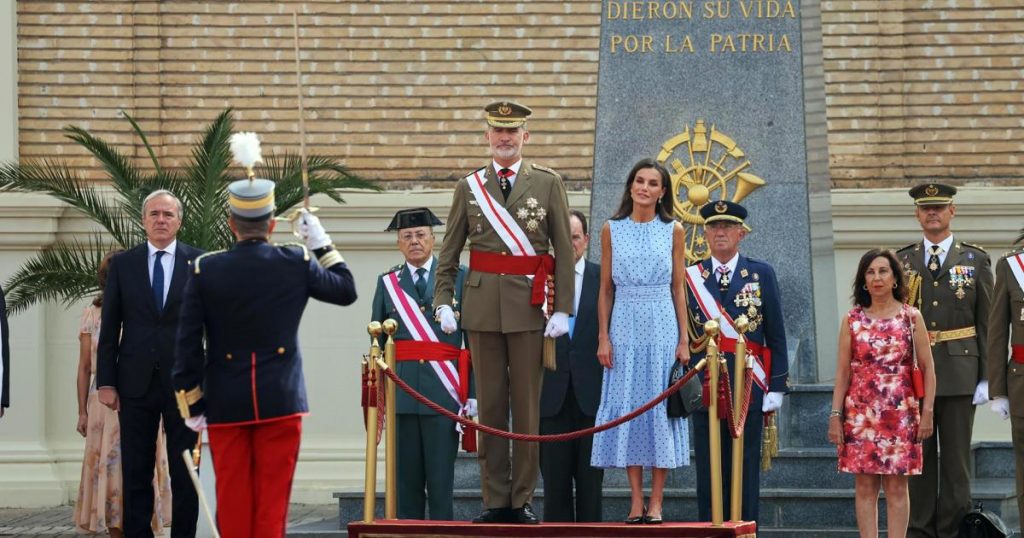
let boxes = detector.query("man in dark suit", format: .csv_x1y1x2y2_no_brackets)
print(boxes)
687,201,789,525
95,189,204,537
371,207,473,520
172,175,357,537
538,209,604,522
897,183,991,538
1,284,9,417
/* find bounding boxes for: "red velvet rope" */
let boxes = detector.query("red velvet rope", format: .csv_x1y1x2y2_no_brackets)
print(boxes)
377,362,702,442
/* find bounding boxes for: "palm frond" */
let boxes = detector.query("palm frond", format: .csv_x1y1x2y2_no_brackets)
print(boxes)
63,125,144,200
2,235,116,315
260,152,378,215
121,110,162,175
0,160,143,247
175,109,236,250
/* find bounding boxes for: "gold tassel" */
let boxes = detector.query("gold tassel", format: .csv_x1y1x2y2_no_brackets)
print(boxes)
762,413,778,471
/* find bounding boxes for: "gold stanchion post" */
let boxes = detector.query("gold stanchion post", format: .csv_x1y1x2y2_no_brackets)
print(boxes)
705,320,724,526
382,319,399,520
363,322,382,523
730,315,749,522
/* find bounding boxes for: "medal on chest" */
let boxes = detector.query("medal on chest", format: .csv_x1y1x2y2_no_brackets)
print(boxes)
949,265,975,300
734,282,763,330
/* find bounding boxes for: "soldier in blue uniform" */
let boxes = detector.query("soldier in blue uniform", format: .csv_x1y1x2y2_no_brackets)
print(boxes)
171,174,357,538
686,200,789,525
370,207,475,520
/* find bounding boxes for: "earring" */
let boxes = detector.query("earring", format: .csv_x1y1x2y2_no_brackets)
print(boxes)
862,285,867,290
892,282,898,289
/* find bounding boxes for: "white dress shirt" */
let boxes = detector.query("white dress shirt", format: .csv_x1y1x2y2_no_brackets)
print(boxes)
572,256,585,316
923,234,954,267
492,159,523,189
711,252,740,282
407,256,434,282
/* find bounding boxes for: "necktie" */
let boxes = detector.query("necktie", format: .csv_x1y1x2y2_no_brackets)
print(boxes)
497,168,513,201
568,316,576,340
928,245,943,279
414,267,428,300
717,265,731,293
152,250,166,313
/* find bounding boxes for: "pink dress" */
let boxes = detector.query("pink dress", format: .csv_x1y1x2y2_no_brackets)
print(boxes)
73,304,173,534
838,304,923,475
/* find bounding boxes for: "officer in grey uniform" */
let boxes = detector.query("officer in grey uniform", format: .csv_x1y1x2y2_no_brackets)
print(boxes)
897,183,992,538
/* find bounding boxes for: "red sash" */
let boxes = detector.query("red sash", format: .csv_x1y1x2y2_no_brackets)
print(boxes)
469,250,554,306
395,341,472,403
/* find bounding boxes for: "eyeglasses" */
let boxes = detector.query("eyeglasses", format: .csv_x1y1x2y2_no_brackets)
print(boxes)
399,231,432,243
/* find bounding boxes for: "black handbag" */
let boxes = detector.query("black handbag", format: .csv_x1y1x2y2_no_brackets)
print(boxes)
958,502,1011,538
667,361,703,418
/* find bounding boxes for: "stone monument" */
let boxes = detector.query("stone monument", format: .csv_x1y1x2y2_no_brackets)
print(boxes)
589,0,835,386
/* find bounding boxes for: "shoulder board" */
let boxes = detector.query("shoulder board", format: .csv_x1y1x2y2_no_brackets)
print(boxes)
380,264,404,277
530,163,561,178
461,167,487,181
193,250,226,274
895,242,917,253
959,241,986,252
274,242,310,262
1001,248,1024,259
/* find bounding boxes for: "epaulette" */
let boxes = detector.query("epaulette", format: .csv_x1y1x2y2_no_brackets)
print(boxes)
895,242,917,253
531,163,562,178
275,242,310,262
193,250,226,274
1001,247,1024,259
960,241,986,253
380,264,403,277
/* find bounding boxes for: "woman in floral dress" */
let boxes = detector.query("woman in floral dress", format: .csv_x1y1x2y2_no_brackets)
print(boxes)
828,248,936,538
74,250,172,536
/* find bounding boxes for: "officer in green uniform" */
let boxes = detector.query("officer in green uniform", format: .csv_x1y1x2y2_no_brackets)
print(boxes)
371,207,473,520
985,242,1024,529
897,183,993,538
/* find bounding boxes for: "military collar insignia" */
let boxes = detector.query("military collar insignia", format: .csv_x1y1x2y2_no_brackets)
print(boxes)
740,268,749,278
702,268,711,279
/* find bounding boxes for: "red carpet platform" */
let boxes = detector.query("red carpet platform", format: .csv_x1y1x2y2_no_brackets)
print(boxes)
348,519,756,537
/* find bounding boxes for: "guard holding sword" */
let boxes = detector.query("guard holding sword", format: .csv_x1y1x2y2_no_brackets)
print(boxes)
171,133,357,537
897,183,992,538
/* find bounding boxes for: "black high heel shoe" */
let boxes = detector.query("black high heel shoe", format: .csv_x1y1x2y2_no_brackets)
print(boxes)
624,506,646,524
643,511,663,524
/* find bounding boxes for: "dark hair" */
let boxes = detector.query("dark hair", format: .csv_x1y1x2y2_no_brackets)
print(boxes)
569,209,588,235
93,249,124,307
852,248,907,307
610,158,674,223
232,216,273,239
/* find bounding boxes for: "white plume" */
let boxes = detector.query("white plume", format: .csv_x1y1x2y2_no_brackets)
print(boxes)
229,132,263,169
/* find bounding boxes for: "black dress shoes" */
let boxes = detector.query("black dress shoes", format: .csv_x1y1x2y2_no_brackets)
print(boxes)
511,503,540,524
472,507,511,523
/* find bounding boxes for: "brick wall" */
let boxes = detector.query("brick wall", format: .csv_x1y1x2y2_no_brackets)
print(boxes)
15,1,1023,188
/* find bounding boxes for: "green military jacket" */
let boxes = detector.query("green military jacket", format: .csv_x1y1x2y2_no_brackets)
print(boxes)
434,161,574,333
986,249,1024,417
898,237,992,396
370,257,471,415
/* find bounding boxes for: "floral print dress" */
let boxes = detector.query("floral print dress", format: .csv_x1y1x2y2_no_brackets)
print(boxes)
838,304,923,475
73,304,173,534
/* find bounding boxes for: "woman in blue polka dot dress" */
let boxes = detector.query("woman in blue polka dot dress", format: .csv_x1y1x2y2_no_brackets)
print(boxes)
591,158,690,524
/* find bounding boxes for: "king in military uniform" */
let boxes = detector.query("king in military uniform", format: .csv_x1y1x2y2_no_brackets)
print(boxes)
986,240,1024,529
897,183,992,538
433,101,574,524
171,134,358,538
686,201,789,525
370,207,474,520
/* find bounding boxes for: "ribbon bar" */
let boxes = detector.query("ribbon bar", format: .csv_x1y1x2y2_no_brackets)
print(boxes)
469,249,555,306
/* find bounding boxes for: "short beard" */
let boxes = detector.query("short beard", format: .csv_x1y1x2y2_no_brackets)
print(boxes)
491,146,520,161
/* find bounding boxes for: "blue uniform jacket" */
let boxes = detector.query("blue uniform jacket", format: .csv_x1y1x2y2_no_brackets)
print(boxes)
687,255,789,403
172,240,357,426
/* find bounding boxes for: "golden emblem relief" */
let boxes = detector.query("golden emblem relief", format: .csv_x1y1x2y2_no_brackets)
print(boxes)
497,103,512,116
925,184,939,197
656,119,766,263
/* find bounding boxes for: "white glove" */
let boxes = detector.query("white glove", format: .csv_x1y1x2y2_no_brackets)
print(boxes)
297,211,332,250
973,380,990,405
185,414,207,432
435,305,457,334
762,391,784,413
544,312,570,338
463,398,478,418
990,398,1010,420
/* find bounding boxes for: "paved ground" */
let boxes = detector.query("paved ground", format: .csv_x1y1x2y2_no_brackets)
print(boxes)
0,504,338,537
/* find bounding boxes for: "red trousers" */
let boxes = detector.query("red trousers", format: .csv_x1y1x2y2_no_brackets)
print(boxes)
208,416,302,538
